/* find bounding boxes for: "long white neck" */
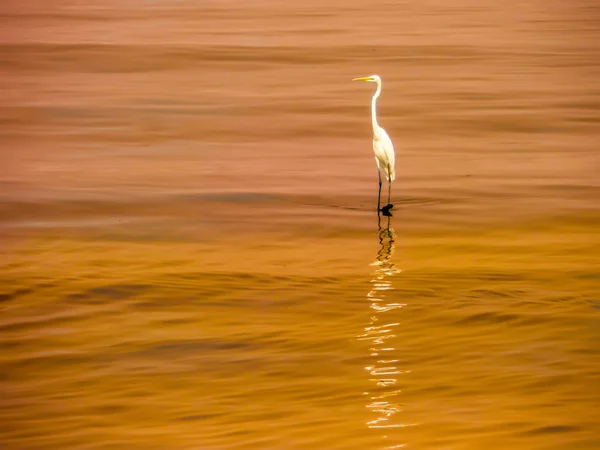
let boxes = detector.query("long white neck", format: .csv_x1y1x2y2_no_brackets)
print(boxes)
371,79,382,135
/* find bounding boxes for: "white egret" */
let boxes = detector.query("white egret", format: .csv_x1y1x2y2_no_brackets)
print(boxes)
353,75,396,215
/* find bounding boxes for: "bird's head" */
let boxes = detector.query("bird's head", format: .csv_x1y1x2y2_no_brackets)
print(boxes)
352,75,381,83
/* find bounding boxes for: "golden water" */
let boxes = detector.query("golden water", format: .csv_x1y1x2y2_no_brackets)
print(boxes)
1,1,599,449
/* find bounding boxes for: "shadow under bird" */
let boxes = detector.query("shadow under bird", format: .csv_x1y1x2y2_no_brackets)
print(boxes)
353,75,396,216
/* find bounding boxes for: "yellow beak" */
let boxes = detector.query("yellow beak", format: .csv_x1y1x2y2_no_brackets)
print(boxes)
352,77,372,82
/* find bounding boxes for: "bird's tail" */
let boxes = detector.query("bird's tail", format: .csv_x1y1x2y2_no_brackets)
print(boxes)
388,165,395,182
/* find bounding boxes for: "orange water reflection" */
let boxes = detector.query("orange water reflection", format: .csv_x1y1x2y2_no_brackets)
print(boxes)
358,215,413,448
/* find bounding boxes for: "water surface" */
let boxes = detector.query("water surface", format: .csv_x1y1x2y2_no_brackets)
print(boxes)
1,1,599,449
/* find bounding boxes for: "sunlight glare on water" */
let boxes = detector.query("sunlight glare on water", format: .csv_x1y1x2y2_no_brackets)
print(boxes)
358,219,414,448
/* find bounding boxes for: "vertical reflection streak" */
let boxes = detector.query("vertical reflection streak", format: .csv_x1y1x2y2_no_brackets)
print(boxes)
357,215,408,448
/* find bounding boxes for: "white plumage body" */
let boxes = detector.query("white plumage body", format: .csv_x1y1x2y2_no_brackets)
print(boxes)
373,127,395,182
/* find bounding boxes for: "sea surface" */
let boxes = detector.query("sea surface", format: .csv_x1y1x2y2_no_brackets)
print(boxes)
1,1,599,449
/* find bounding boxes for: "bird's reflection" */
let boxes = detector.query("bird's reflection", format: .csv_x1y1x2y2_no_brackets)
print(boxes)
357,214,408,447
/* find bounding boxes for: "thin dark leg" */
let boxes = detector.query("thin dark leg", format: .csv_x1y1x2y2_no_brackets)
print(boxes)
377,170,382,212
380,174,393,216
